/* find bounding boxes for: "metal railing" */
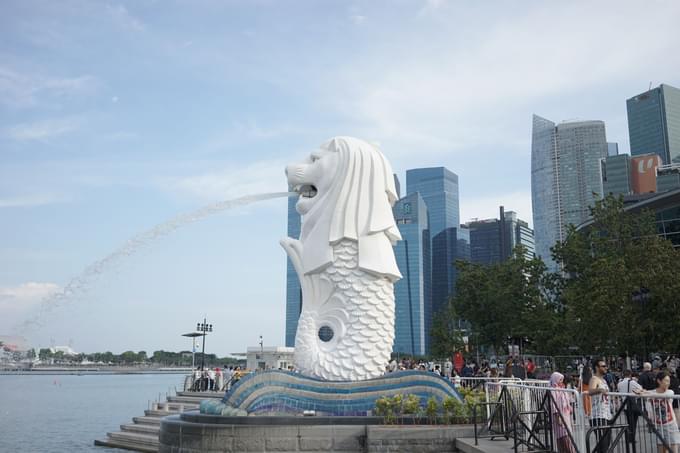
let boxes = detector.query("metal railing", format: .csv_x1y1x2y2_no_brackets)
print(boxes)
474,380,680,452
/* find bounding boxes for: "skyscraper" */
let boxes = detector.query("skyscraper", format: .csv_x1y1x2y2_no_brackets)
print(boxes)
284,196,301,347
406,167,465,324
406,167,459,236
392,193,430,356
601,154,632,196
627,83,680,165
465,208,535,265
531,115,608,269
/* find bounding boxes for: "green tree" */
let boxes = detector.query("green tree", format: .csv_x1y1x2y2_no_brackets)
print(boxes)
39,348,53,361
452,246,563,354
552,194,680,356
430,301,465,358
120,350,138,364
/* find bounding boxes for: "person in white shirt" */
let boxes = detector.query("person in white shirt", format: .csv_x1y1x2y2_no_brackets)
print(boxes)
647,372,680,453
618,369,643,443
589,360,612,453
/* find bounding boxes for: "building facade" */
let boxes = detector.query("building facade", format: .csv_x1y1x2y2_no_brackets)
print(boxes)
246,346,295,371
602,154,632,196
627,83,680,165
465,208,535,265
392,193,431,356
405,167,467,348
406,167,460,236
284,196,302,347
531,115,608,269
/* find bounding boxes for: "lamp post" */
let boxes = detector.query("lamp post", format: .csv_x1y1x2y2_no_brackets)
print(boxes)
181,331,205,370
197,318,213,371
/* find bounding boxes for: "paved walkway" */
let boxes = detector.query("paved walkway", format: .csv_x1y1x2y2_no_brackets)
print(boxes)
456,436,517,452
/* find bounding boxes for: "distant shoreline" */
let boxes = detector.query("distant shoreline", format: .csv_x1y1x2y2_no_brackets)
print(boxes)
0,367,192,376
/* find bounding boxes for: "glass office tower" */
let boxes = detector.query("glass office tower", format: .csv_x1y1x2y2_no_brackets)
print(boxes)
627,84,680,165
284,196,301,347
392,193,431,356
531,115,608,270
466,209,535,265
405,167,465,348
406,167,459,236
601,154,632,196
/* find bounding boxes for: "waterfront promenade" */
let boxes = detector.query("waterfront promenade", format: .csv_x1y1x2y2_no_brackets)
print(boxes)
0,366,192,375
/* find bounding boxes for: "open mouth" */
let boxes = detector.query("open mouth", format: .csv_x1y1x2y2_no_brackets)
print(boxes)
295,184,318,198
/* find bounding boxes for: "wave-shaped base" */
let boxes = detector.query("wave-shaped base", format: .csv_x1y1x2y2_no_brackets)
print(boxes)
200,370,461,416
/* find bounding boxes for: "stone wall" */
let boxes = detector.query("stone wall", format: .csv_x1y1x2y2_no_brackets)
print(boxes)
160,415,475,453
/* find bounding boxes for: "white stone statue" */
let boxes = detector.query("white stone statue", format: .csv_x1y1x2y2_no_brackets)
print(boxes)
281,137,402,381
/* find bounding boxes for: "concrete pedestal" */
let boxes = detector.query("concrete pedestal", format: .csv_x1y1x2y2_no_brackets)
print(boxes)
159,412,475,453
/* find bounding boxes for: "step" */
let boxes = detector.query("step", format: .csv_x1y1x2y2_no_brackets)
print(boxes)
145,408,182,417
133,415,163,425
94,437,157,453
157,402,199,411
108,430,159,446
96,431,159,453
121,423,160,435
176,391,225,399
167,394,222,404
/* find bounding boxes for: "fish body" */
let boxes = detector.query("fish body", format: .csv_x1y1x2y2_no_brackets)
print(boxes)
287,239,394,381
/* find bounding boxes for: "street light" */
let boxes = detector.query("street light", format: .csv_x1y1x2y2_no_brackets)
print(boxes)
197,318,213,371
181,331,205,370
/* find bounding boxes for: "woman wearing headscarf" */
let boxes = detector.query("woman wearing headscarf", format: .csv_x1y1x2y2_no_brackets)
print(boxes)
550,372,577,453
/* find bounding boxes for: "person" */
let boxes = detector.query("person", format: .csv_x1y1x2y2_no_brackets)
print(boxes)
641,362,657,390
589,359,612,453
191,367,202,391
433,365,441,375
526,358,537,379
647,372,680,453
618,369,644,446
214,367,223,392
222,366,233,391
444,358,453,378
207,367,216,391
669,369,680,428
550,372,576,453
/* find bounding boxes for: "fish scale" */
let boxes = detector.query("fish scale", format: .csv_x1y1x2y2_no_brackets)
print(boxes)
293,239,395,381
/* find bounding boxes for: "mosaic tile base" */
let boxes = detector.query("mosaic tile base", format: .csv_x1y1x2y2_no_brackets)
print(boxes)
200,370,461,416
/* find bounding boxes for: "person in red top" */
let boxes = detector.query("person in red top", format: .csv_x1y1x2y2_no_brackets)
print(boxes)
526,358,537,379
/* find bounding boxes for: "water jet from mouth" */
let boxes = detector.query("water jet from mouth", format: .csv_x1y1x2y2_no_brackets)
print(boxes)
15,191,297,333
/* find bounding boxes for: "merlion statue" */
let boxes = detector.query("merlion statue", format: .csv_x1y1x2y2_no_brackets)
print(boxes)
281,137,402,381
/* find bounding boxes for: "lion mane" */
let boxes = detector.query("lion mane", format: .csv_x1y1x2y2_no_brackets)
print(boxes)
298,136,402,281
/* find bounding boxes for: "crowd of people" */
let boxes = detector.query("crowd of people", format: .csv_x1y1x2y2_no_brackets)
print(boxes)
189,365,247,392
546,358,680,453
186,354,680,452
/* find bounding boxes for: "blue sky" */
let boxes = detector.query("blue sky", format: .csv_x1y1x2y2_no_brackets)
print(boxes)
1,0,679,356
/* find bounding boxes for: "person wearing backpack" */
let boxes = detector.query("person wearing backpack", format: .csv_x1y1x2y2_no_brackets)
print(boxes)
640,362,657,390
618,370,643,446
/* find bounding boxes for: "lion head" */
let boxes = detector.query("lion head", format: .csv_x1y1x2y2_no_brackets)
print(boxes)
285,136,402,281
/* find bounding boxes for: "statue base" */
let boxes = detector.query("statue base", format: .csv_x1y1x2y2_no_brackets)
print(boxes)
200,370,461,416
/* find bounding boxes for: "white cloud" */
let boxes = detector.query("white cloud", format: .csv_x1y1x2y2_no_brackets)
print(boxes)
3,116,81,141
0,193,69,208
0,67,97,108
106,4,145,32
350,15,366,25
322,1,680,155
0,282,60,334
163,159,290,202
0,282,60,305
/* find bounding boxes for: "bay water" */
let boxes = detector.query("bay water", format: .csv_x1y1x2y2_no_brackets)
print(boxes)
0,373,187,452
